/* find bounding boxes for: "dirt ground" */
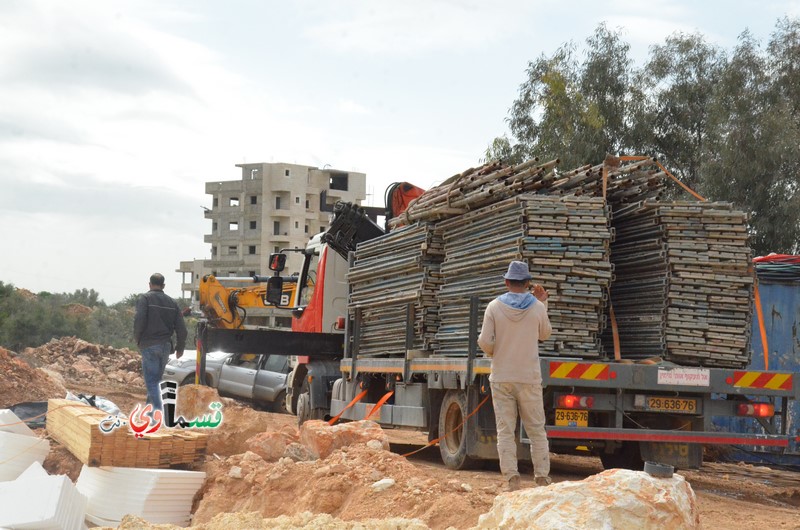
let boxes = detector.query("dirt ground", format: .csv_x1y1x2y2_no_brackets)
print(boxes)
2,339,799,529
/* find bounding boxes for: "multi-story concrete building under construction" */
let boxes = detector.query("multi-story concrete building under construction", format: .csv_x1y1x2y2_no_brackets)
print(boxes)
177,162,366,327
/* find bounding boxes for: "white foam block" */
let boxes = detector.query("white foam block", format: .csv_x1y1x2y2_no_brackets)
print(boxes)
0,461,87,529
76,466,206,525
0,409,36,437
0,430,50,482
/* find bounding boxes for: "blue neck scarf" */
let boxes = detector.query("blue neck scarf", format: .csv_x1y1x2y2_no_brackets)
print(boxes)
498,292,536,309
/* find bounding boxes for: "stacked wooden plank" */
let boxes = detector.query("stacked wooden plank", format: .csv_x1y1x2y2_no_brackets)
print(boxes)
434,194,613,358
389,156,667,228
348,222,443,357
46,399,208,468
602,201,754,367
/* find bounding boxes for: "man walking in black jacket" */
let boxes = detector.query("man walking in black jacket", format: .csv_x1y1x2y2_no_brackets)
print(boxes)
134,273,187,414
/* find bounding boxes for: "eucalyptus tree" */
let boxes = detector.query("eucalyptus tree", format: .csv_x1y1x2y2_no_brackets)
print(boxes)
640,32,726,194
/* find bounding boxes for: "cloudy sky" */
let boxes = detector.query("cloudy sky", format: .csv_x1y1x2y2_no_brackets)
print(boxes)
1,0,796,303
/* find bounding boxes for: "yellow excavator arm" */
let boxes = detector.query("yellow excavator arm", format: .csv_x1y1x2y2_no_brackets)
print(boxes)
198,274,300,329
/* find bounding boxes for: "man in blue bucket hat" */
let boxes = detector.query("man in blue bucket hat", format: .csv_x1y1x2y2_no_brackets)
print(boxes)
478,260,552,492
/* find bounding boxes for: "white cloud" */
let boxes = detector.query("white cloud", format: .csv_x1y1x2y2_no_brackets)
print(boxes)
300,0,539,55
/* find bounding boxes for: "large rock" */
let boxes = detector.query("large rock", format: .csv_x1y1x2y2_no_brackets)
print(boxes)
176,385,222,421
475,469,699,530
299,420,389,459
247,429,299,462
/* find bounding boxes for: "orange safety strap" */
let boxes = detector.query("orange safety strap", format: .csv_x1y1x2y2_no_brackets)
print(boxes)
753,281,769,370
401,394,491,458
328,389,368,426
616,155,708,202
609,301,621,361
364,391,395,421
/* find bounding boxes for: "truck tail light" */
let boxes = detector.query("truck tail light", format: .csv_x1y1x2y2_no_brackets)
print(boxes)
557,394,594,409
737,403,774,417
334,316,346,330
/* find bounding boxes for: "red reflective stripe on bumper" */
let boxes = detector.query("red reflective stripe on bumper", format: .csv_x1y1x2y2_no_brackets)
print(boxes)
546,428,790,447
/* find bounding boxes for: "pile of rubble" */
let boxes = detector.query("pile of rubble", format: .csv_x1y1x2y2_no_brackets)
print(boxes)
0,346,67,408
20,336,143,388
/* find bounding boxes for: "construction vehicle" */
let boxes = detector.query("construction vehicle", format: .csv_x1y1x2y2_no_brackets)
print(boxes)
197,183,799,471
198,273,301,330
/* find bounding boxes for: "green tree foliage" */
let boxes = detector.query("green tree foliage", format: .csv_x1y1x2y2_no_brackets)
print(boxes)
0,283,151,351
642,33,725,192
491,19,800,255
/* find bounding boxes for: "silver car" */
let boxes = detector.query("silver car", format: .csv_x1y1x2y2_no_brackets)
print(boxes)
163,351,290,413
163,350,229,387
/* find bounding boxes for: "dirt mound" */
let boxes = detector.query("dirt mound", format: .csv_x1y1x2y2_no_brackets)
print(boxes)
21,336,143,388
176,385,299,458
193,442,495,529
41,442,84,482
0,346,67,408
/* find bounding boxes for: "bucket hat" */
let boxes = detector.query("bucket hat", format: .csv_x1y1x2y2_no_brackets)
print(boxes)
503,261,532,281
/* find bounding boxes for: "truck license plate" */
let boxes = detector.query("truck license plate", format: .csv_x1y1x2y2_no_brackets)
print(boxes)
646,396,698,414
555,409,588,427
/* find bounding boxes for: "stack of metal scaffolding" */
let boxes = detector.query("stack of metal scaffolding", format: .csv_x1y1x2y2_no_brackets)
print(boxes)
347,222,443,357
389,156,667,228
434,194,612,358
602,200,753,367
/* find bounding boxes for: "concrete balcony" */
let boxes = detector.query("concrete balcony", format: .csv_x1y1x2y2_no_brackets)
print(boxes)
271,232,292,242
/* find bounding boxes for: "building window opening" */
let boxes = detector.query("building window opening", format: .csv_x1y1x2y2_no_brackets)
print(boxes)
275,196,281,209
295,196,300,204
273,221,280,235
294,221,299,229
229,197,239,207
273,246,279,253
229,221,239,231
212,222,218,232
228,246,237,255
211,246,217,256
248,245,256,255
250,195,257,205
249,220,257,229
305,199,310,209
304,224,309,233
284,169,290,177
329,172,349,191
248,270,255,276
213,198,218,207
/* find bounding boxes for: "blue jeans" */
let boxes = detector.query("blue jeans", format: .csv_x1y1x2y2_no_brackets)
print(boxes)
140,342,172,413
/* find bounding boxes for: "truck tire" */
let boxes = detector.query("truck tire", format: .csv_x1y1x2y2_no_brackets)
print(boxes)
438,390,476,470
296,391,326,425
599,442,644,470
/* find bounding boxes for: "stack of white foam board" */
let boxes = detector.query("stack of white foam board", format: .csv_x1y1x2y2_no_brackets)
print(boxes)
0,409,50,482
0,461,88,529
76,465,206,527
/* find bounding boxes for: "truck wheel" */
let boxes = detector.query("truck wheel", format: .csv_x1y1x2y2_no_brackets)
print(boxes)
599,442,644,470
296,392,326,424
297,392,310,424
438,390,476,470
